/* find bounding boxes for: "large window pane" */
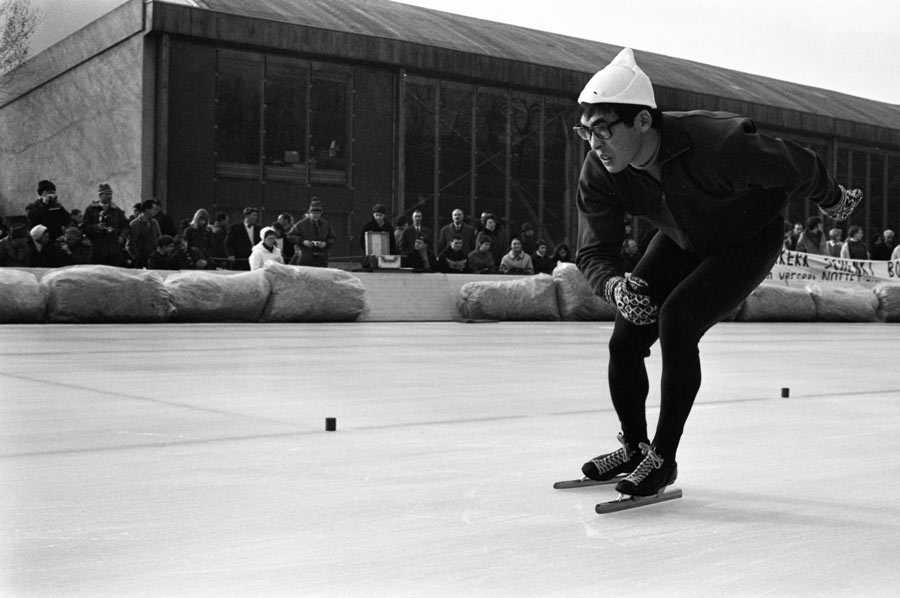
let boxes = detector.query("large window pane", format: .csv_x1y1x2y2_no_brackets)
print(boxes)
404,81,437,218
543,102,577,247
264,59,307,171
509,95,541,235
215,50,262,168
889,154,900,233
438,85,473,224
310,76,348,173
475,91,507,226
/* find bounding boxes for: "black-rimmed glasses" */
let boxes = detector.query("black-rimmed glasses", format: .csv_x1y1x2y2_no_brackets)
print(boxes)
572,118,623,141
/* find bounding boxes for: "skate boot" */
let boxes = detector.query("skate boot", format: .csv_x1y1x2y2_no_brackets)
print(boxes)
614,443,677,497
581,432,645,481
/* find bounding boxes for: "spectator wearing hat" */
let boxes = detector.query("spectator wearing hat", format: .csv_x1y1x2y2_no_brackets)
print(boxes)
59,226,93,265
127,200,162,268
83,183,130,266
437,208,476,256
359,203,397,255
402,234,436,271
225,207,260,270
0,223,34,267
147,235,179,270
28,224,71,268
26,180,71,241
249,226,285,270
287,199,335,267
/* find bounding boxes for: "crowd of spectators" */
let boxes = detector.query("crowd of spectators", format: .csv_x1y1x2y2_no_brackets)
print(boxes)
359,204,578,275
784,216,898,261
5,180,898,272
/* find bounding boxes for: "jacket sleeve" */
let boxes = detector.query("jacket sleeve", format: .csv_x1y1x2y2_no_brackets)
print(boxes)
719,119,842,206
574,153,627,300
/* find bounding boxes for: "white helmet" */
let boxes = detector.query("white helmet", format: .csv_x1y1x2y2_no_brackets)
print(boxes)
578,48,657,108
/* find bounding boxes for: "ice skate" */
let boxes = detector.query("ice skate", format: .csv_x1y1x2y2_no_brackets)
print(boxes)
614,443,677,496
553,432,642,489
595,443,682,513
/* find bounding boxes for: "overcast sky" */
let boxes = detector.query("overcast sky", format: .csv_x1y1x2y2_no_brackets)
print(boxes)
29,0,900,105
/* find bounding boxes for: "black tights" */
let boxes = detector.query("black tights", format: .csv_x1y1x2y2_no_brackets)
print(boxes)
608,216,784,460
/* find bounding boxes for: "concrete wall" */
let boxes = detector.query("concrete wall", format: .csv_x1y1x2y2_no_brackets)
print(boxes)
0,0,146,219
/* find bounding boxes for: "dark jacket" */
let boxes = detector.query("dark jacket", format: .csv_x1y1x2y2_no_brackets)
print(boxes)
225,221,260,269
576,111,842,297
436,222,477,255
82,203,130,263
287,217,336,267
26,199,71,240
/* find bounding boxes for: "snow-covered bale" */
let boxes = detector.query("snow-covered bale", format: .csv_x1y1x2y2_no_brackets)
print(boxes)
42,265,173,323
0,269,47,323
552,262,616,321
873,283,900,323
261,262,367,322
458,274,560,321
806,283,879,322
737,283,815,322
165,270,271,322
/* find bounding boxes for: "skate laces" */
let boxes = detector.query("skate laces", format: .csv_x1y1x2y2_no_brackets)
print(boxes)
589,432,632,473
623,443,663,483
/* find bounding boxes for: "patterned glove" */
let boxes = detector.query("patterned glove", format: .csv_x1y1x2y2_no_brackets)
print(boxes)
819,185,863,222
604,275,658,326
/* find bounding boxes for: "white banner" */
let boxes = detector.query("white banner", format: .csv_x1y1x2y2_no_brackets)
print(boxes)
767,250,900,288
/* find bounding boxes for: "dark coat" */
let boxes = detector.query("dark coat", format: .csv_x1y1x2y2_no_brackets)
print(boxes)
576,111,843,297
225,221,260,269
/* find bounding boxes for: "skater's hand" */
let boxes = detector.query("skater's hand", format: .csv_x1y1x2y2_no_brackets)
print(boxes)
605,275,658,326
820,185,863,222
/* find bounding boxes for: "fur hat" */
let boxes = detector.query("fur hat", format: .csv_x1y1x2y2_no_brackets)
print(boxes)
308,199,323,212
578,48,656,108
98,183,112,195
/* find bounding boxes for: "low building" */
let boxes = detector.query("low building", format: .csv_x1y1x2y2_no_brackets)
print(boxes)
2,0,898,257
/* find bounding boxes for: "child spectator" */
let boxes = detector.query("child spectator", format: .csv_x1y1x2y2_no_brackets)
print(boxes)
0,224,33,266
147,235,179,270
437,235,469,273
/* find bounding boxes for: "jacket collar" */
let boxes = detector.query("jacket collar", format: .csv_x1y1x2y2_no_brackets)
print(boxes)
658,113,692,165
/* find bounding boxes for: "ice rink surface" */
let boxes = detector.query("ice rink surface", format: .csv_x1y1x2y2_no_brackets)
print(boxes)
1,321,898,598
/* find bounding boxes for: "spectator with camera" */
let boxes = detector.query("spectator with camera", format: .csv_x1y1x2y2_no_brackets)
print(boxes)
26,180,70,241
83,183,130,266
287,199,335,267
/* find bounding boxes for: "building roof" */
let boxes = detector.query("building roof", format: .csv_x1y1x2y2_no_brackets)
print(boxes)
168,0,899,139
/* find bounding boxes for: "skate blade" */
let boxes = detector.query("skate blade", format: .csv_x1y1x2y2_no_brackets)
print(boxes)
553,476,621,489
595,487,682,513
